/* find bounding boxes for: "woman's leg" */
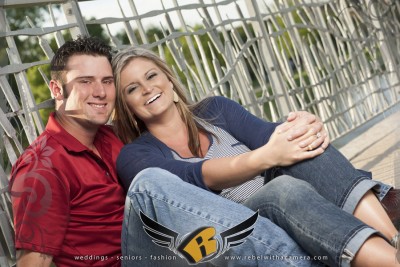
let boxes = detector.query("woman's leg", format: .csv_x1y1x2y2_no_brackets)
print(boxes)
352,235,399,267
264,145,388,212
265,145,397,240
122,168,322,267
244,175,398,267
354,191,398,241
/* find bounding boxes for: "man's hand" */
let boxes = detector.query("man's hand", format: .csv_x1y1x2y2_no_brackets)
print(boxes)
17,250,53,267
278,111,330,151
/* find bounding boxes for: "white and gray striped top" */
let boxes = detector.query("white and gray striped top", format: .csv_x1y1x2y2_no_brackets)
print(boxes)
171,122,265,204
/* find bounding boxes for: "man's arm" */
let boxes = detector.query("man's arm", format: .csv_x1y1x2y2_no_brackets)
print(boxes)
17,250,53,267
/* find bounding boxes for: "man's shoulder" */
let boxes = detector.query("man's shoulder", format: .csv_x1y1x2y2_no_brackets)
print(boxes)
20,131,60,158
10,131,61,181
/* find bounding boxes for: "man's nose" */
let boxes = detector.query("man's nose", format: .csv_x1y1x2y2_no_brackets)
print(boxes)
93,81,106,98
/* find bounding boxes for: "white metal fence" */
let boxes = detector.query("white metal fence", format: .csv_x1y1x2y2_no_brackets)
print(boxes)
0,0,399,265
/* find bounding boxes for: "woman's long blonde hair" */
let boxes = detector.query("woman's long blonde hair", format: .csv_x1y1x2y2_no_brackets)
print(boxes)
112,47,205,157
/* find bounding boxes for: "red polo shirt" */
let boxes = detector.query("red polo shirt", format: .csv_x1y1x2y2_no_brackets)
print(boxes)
10,113,125,266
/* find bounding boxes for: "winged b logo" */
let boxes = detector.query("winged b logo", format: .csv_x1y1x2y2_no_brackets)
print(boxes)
140,211,259,264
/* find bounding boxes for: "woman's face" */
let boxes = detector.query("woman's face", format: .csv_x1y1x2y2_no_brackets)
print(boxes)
119,57,174,122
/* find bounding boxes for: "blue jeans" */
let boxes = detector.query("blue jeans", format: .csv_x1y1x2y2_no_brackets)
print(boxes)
121,145,390,266
122,169,324,267
122,168,377,267
263,145,391,213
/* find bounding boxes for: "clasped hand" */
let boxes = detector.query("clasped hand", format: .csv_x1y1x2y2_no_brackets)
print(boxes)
265,111,329,167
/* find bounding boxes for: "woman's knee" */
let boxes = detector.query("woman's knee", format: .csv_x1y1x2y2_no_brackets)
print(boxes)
248,175,316,206
127,167,181,194
268,175,313,194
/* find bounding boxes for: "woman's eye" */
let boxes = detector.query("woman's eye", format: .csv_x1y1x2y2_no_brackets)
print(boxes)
127,86,137,94
148,73,157,79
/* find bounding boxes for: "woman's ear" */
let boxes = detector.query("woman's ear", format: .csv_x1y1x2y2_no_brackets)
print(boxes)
49,80,63,100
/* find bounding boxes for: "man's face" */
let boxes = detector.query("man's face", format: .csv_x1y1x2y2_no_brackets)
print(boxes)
60,54,115,127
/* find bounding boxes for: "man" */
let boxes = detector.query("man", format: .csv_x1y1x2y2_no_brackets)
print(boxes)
10,36,125,266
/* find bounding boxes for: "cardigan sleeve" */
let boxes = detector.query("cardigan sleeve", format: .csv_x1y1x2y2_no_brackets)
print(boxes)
196,96,281,150
116,141,210,191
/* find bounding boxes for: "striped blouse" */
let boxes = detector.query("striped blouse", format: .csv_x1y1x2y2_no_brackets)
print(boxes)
171,122,264,204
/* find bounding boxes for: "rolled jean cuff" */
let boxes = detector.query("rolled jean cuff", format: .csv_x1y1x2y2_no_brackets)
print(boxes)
340,227,378,267
374,180,393,201
342,178,380,214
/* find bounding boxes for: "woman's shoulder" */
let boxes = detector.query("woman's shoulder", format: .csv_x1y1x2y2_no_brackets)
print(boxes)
199,95,235,106
120,132,170,155
192,96,237,116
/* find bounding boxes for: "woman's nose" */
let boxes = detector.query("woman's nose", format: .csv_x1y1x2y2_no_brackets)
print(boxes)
142,83,153,94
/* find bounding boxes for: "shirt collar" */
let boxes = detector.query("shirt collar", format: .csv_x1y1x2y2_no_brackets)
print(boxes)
45,112,96,153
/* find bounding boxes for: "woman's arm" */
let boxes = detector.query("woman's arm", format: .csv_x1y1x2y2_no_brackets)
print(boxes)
198,96,328,151
202,122,325,190
117,142,211,191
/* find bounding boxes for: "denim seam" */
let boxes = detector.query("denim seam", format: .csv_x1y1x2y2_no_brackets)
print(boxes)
251,200,371,267
337,225,373,267
122,201,133,266
337,176,369,210
242,201,336,266
263,203,372,267
128,191,302,267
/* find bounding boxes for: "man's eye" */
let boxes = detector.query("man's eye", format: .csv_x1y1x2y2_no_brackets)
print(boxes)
104,79,114,85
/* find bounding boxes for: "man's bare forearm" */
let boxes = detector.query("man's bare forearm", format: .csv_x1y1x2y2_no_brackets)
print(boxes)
17,250,53,267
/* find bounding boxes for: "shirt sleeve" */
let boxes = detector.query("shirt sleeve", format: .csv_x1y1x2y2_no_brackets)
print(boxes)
117,143,210,191
198,96,281,149
10,146,70,256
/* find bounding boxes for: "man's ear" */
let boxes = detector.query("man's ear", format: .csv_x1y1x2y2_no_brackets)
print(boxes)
49,80,63,100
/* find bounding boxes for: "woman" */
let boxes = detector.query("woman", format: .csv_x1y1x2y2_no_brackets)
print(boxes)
112,47,399,267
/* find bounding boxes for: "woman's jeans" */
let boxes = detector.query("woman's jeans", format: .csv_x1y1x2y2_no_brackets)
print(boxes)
263,145,390,213
123,170,378,267
121,146,390,267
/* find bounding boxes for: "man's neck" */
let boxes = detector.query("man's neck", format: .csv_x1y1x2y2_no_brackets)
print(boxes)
54,112,99,149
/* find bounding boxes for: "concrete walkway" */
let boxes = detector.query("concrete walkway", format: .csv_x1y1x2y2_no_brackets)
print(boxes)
335,105,400,187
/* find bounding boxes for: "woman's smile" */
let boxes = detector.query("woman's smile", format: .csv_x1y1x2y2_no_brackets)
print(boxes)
145,93,162,105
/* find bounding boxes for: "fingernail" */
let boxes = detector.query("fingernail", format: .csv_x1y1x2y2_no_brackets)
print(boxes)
287,135,293,140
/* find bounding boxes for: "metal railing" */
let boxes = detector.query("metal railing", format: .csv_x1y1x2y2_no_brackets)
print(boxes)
0,0,399,265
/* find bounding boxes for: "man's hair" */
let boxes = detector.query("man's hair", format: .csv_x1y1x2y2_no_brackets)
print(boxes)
50,35,112,82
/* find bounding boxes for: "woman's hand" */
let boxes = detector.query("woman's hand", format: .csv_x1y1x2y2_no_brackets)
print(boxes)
278,111,329,151
261,122,325,167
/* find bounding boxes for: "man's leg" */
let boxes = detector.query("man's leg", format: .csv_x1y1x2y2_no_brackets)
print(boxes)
121,168,322,267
